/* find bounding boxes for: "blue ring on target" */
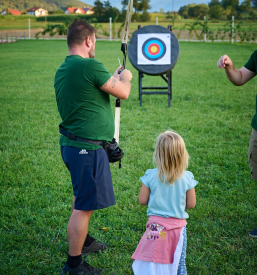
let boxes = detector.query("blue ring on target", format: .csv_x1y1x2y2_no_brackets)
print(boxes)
142,38,166,61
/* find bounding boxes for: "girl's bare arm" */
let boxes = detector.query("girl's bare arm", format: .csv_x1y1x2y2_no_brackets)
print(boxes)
186,187,196,209
138,184,150,205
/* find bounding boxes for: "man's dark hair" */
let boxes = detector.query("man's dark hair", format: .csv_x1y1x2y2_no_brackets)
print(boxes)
67,19,96,48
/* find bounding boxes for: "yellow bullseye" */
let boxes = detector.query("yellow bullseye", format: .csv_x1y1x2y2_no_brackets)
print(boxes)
150,46,158,53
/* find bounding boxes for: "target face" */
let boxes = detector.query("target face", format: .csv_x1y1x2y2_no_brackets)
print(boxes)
142,38,166,61
137,33,171,65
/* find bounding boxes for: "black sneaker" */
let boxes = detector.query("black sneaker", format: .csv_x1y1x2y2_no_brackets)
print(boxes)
249,229,257,238
61,260,104,275
81,238,108,256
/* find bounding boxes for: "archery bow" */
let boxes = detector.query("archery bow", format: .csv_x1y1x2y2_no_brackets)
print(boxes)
114,0,133,168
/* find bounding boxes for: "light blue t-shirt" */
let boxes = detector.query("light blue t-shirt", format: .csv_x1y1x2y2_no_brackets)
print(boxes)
140,168,198,219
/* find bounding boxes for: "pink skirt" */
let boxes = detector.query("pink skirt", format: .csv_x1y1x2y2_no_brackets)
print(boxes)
131,216,187,275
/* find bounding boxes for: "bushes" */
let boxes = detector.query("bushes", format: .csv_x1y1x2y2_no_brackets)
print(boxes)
0,14,33,21
139,11,150,22
36,14,93,22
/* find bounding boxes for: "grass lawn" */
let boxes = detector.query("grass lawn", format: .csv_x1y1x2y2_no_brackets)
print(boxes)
0,40,257,274
0,17,50,30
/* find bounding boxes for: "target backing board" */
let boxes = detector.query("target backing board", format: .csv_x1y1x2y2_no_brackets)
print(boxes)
138,33,171,65
128,25,180,76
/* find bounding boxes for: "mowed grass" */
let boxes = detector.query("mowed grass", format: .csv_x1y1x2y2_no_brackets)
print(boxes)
0,40,257,274
0,17,51,30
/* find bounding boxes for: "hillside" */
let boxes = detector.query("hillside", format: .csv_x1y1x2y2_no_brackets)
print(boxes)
0,0,93,12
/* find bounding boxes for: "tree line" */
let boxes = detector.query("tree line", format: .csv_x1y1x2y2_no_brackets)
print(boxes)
92,0,151,22
178,0,257,20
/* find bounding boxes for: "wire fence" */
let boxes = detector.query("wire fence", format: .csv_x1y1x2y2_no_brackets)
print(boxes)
1,29,257,44
1,16,257,44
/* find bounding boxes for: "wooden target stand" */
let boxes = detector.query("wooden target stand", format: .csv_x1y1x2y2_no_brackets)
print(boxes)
128,25,180,107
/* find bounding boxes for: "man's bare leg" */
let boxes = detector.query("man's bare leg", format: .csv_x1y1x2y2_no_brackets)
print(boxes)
67,207,93,256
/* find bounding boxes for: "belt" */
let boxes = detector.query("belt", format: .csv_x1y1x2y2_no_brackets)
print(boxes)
59,125,104,146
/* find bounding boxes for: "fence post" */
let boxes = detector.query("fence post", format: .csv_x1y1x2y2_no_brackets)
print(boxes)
231,16,234,44
1,33,2,44
6,33,8,43
20,32,21,40
11,32,13,42
24,32,25,40
156,17,158,25
109,17,112,41
28,18,31,39
204,16,206,42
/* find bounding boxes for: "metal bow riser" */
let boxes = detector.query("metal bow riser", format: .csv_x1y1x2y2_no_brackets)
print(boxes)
114,0,133,149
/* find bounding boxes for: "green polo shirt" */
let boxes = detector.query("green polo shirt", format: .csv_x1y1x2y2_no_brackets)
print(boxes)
244,50,257,131
54,55,114,150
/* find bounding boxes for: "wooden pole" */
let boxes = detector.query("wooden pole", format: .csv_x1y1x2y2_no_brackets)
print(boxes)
28,18,31,39
109,17,112,41
204,16,206,42
231,16,234,44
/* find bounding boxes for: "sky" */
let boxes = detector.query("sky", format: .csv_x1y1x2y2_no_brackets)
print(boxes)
82,0,245,13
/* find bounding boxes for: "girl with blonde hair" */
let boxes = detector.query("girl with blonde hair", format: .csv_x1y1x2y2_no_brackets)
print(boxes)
131,130,198,275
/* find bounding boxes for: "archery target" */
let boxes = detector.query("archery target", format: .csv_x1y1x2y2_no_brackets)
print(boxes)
138,33,171,65
142,38,166,61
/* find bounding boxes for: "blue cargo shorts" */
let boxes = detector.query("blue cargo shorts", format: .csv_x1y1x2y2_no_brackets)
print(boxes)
61,146,116,210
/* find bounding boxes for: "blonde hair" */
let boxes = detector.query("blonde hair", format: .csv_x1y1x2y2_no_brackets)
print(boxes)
153,130,189,184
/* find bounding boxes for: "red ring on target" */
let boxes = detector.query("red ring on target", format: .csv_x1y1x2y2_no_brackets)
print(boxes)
148,43,161,55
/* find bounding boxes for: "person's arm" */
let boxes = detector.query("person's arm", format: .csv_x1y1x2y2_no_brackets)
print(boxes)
138,184,150,205
217,55,255,86
185,187,196,209
100,66,132,99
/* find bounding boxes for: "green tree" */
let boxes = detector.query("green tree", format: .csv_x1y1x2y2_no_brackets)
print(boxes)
103,0,111,9
93,0,105,17
209,4,224,19
224,5,234,17
239,0,251,11
221,0,239,10
208,0,221,7
178,4,196,18
139,0,151,12
56,9,64,14
139,10,150,21
250,9,257,19
104,5,120,21
121,0,127,10
121,0,140,14
188,4,209,19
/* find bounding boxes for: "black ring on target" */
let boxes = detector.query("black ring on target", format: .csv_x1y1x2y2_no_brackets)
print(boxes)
142,37,166,61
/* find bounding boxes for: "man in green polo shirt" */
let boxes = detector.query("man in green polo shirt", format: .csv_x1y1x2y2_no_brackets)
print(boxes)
217,51,257,239
55,20,133,274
